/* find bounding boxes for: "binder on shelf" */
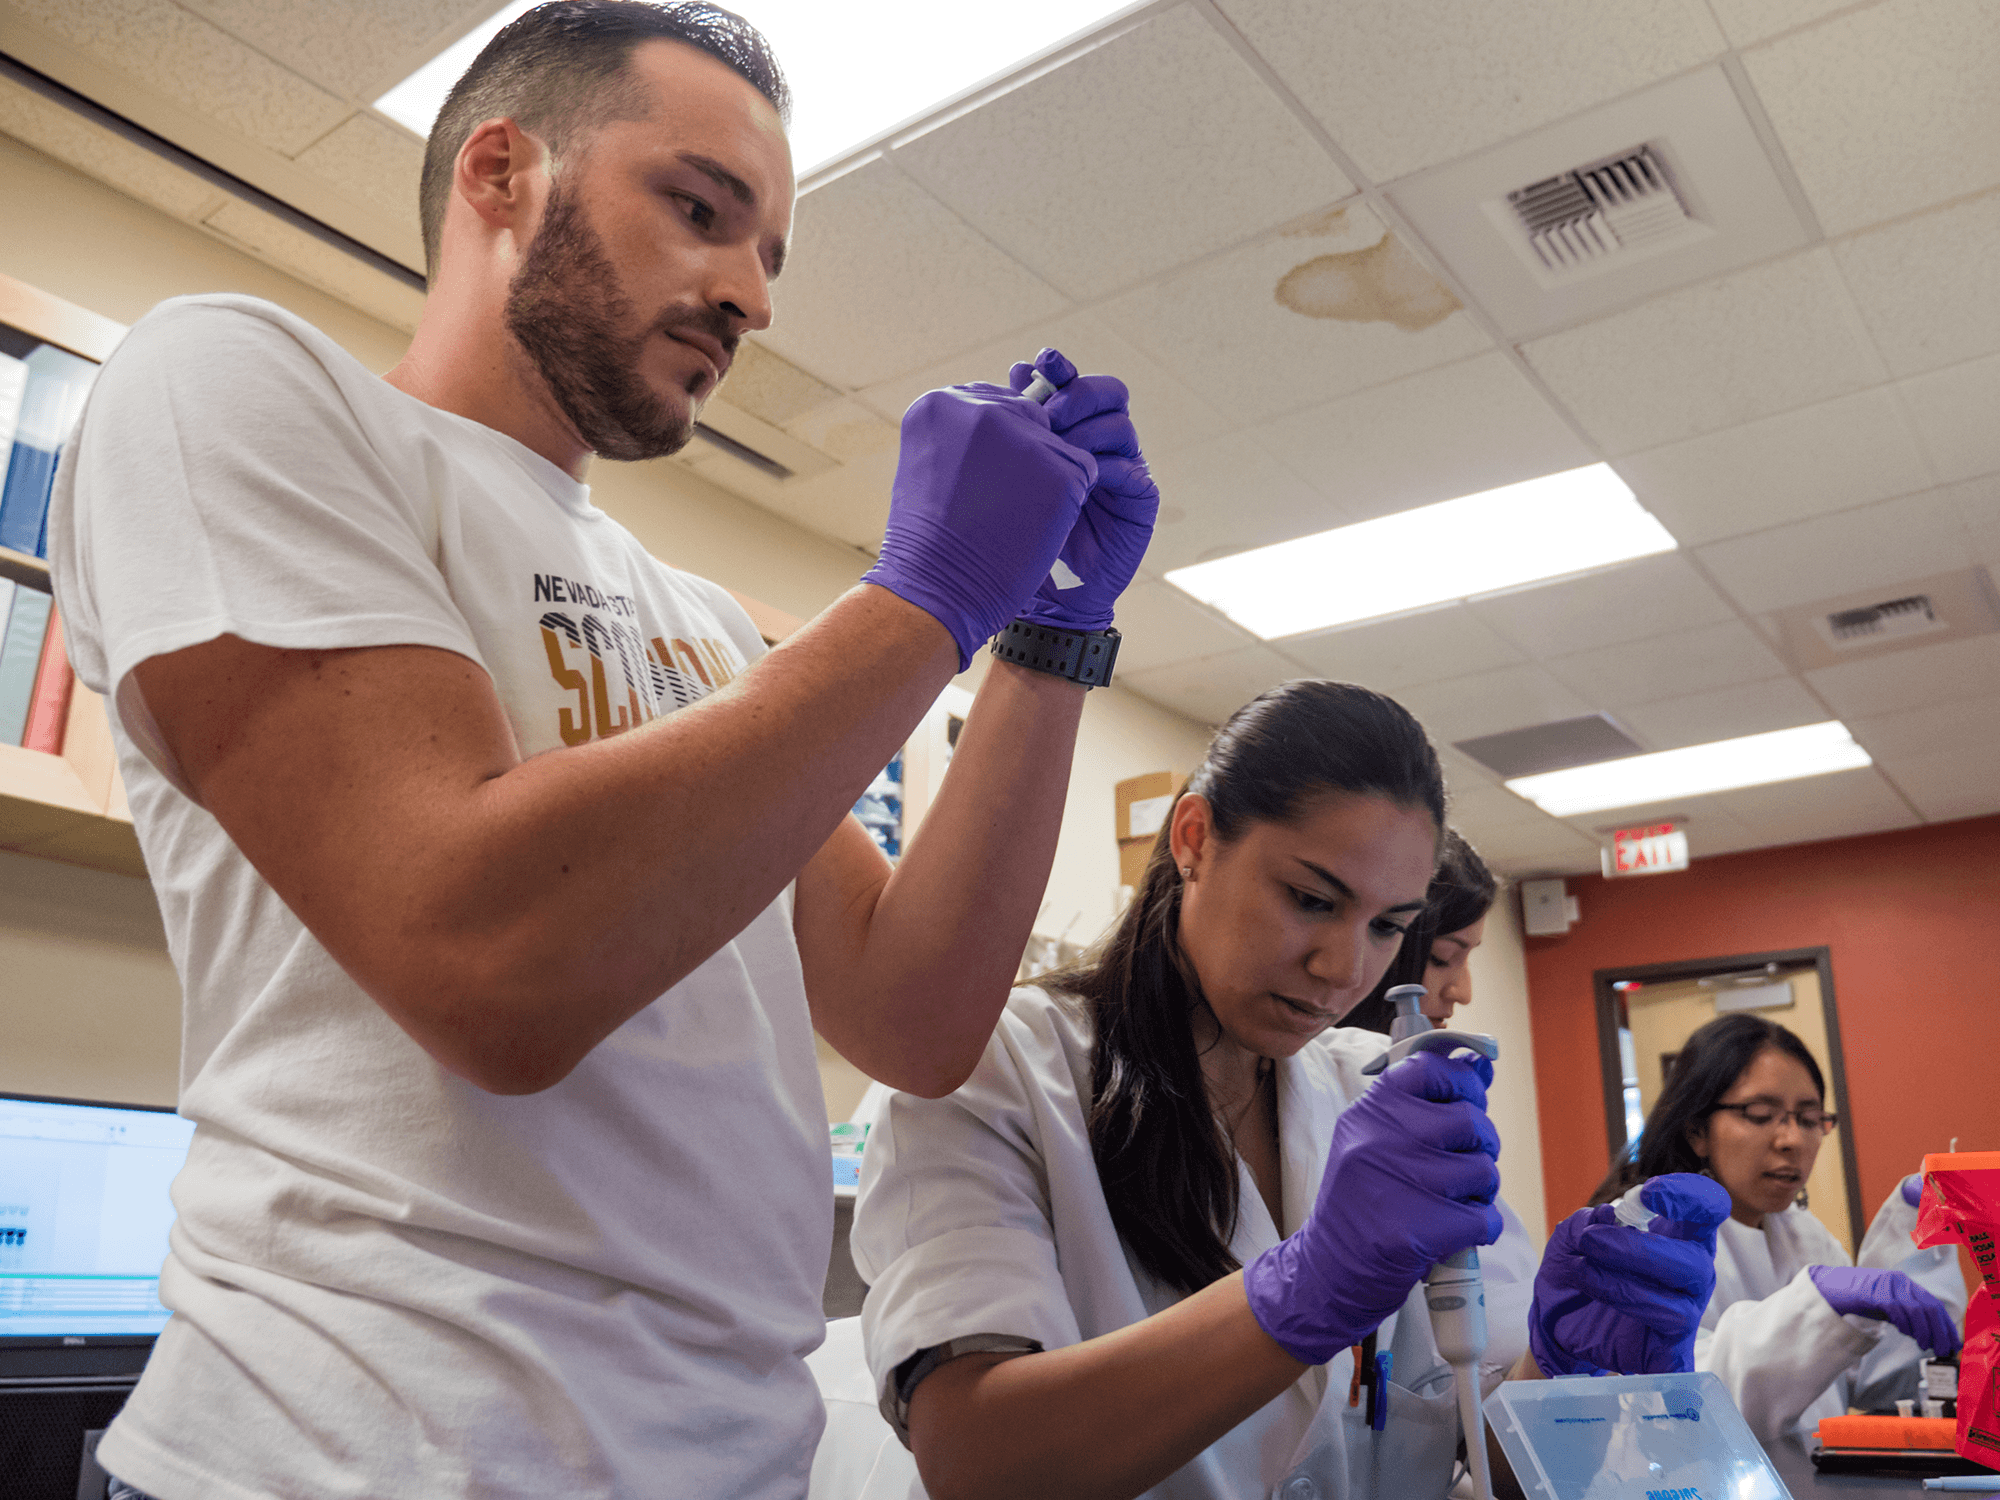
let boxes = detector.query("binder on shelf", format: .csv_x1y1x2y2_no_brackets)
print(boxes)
22,602,72,754
0,350,26,453
0,343,95,558
0,583,53,745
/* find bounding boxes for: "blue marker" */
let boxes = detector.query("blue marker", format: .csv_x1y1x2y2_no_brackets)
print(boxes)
1372,1351,1393,1432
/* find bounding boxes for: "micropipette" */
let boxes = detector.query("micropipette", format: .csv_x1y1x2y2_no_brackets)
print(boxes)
1361,983,1500,1500
1018,364,1086,591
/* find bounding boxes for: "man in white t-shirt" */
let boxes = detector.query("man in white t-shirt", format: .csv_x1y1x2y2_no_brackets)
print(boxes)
48,3,1159,1497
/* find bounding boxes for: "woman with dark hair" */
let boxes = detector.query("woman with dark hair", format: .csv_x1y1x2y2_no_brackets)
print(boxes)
1342,829,1499,1037
1590,1012,1964,1442
845,682,1718,1500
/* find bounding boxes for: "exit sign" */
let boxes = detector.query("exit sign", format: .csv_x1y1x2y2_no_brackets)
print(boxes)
1604,822,1688,877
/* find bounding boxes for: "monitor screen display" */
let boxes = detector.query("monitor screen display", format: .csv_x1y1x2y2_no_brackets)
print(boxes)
0,1093,194,1344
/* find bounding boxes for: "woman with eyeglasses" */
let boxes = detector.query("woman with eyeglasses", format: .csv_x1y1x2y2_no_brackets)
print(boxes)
1591,1011,1964,1442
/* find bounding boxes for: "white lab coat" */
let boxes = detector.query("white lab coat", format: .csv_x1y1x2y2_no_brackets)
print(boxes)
1696,1186,1968,1442
836,985,1536,1500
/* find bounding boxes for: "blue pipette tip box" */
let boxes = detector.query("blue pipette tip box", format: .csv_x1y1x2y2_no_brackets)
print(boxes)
1484,1371,1794,1500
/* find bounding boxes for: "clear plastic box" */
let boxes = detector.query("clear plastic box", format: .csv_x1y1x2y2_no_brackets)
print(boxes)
1484,1371,1793,1500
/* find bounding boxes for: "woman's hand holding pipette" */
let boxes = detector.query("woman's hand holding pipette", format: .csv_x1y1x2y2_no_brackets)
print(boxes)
1244,1048,1503,1365
1529,1173,1730,1376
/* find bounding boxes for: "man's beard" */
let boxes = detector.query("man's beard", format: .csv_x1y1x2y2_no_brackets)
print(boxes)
503,182,735,463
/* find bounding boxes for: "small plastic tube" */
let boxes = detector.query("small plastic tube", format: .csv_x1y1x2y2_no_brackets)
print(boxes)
1613,1182,1657,1233
1021,370,1057,403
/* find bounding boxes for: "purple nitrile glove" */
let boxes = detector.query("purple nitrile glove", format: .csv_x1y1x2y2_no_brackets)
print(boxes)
1902,1173,1924,1209
1809,1265,1962,1354
1530,1173,1730,1377
863,371,1097,670
1006,350,1159,633
1244,1048,1502,1366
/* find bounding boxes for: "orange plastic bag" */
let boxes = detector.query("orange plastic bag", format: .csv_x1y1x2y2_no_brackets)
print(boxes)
1915,1151,2000,1468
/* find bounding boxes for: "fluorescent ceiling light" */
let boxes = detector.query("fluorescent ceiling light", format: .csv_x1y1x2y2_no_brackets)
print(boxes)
1504,722,1873,818
1163,464,1676,640
375,1,1138,177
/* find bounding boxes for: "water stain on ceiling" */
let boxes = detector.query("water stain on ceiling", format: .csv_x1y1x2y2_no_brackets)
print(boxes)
1275,219,1461,332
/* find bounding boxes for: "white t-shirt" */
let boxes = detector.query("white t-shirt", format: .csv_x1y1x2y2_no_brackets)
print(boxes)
49,294,831,1500
848,985,1538,1500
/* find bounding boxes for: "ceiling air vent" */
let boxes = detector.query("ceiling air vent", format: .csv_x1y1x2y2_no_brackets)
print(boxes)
1496,143,1712,286
1455,713,1645,780
1815,594,1945,651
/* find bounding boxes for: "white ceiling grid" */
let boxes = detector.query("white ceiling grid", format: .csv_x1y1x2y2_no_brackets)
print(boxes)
0,0,1996,876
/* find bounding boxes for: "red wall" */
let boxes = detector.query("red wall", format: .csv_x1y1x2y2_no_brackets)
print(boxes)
1526,814,2000,1234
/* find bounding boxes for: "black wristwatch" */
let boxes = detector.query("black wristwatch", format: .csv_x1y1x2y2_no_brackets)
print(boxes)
990,619,1121,687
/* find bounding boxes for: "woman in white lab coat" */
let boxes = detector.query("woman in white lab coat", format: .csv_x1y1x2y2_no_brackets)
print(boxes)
1591,1012,1965,1443
849,682,1676,1500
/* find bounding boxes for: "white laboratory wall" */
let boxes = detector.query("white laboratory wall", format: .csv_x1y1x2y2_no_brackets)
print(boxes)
1449,893,1548,1247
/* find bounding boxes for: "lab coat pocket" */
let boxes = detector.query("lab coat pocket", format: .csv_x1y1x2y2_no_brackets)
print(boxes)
1280,1367,1460,1500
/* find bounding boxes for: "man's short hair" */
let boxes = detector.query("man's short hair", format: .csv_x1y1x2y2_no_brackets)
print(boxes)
419,0,791,277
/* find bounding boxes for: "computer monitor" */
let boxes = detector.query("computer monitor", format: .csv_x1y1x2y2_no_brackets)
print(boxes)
0,1092,193,1361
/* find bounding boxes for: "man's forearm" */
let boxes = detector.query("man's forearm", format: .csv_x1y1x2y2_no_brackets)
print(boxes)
143,584,962,1092
800,657,1085,1095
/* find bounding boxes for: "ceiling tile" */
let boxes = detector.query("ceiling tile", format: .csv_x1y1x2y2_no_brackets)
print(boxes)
1520,248,1884,454
201,198,425,331
1561,785,1760,843
1391,665,1594,744
1209,0,1724,181
1833,188,2000,379
1104,581,1258,674
1120,644,1300,726
1705,0,1865,46
1278,605,1526,692
1847,690,2000,762
1447,783,1563,834
1743,0,2000,236
1542,620,1791,708
0,76,228,222
1873,742,2000,823
1434,742,1504,793
891,7,1353,301
1613,387,1932,547
1804,632,2000,719
1097,202,1492,428
291,111,424,227
177,0,499,102
1900,352,2000,485
1615,676,1830,752
779,398,899,467
758,158,1069,389
1469,818,1604,877
1467,553,1737,660
724,341,846,428
854,309,1230,455
1714,766,1918,846
1694,486,1978,614
701,442,901,552
1137,429,1342,575
12,0,351,155
1955,477,2000,564
1253,351,1595,527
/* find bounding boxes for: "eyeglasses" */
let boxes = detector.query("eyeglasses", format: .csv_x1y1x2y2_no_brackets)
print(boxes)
1711,1102,1839,1135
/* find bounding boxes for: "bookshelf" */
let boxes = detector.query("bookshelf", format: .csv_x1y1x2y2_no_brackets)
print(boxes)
0,270,141,878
